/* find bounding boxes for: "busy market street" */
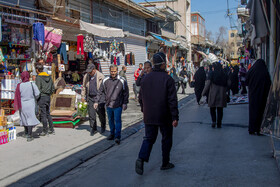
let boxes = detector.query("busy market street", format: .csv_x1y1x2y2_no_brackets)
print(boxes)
0,0,280,186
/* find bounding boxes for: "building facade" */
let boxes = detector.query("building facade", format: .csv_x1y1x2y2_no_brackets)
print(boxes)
140,0,192,61
228,30,242,62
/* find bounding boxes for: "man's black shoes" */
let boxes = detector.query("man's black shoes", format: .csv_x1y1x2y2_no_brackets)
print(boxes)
135,159,144,175
115,138,120,145
90,129,97,136
107,134,114,140
160,163,175,170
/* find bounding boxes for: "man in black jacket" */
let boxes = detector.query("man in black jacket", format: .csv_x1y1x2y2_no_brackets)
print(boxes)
94,64,129,145
35,63,55,136
135,52,179,175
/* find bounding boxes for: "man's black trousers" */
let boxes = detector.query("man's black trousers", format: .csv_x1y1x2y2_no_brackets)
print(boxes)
38,95,54,132
88,98,106,130
138,124,173,166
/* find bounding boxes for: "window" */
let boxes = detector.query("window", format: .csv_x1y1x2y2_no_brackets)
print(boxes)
191,15,197,22
231,42,235,47
231,33,235,38
231,52,235,56
70,9,80,19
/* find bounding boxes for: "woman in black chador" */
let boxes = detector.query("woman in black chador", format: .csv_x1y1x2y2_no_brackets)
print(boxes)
194,66,206,104
229,66,239,95
245,59,271,135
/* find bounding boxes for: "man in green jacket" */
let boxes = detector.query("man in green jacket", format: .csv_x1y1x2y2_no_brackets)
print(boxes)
35,63,55,136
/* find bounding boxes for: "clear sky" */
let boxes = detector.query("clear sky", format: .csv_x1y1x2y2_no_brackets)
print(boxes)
191,0,239,39
134,0,240,40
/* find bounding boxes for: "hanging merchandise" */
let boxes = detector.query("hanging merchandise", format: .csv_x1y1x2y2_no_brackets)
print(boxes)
83,35,95,52
114,56,117,65
0,48,5,63
98,41,110,52
68,51,76,61
57,43,68,64
32,22,45,46
88,52,93,59
130,53,135,65
77,35,84,55
119,42,125,56
43,27,63,52
117,57,120,66
110,55,114,64
0,16,2,42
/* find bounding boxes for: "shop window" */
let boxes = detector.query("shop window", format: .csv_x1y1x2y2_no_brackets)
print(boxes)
146,20,159,34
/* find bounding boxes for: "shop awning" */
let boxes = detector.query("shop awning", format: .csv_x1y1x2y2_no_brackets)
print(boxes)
150,33,173,47
196,50,208,58
80,20,124,38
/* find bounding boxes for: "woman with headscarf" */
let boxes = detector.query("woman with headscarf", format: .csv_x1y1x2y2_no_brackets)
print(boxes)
239,63,247,94
245,59,271,135
202,62,228,128
194,66,206,105
179,66,188,94
14,71,40,142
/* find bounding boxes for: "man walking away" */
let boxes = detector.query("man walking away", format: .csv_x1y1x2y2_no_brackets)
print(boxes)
135,52,179,175
119,66,127,80
133,63,143,101
35,63,55,136
82,64,106,136
95,64,129,145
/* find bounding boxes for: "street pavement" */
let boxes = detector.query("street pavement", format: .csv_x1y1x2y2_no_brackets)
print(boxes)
1,87,193,186
46,97,280,186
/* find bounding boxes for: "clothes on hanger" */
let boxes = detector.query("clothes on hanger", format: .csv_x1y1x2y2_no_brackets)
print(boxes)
83,35,95,52
77,35,84,55
119,42,125,56
57,43,68,64
33,22,45,46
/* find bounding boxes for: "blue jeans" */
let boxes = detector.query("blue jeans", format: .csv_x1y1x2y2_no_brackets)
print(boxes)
106,107,122,139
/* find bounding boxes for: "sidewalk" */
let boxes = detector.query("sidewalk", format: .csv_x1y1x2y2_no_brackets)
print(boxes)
0,87,193,186
47,96,280,187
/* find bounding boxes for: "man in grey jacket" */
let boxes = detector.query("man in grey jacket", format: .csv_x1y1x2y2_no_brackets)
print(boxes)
82,64,106,136
94,64,129,144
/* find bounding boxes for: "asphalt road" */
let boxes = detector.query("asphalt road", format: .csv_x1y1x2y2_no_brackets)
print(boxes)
47,98,280,187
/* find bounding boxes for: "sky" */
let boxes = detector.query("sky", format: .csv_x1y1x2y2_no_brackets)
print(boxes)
191,0,239,40
134,0,240,40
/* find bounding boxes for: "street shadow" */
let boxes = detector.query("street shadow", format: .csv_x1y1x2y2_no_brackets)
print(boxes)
8,120,144,187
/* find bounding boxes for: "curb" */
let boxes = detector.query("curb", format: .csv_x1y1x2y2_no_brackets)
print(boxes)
10,94,195,187
271,137,280,173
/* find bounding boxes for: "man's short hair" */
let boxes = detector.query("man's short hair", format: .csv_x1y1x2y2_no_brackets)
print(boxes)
139,63,143,66
144,61,152,67
122,65,126,70
35,63,44,72
110,64,118,70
